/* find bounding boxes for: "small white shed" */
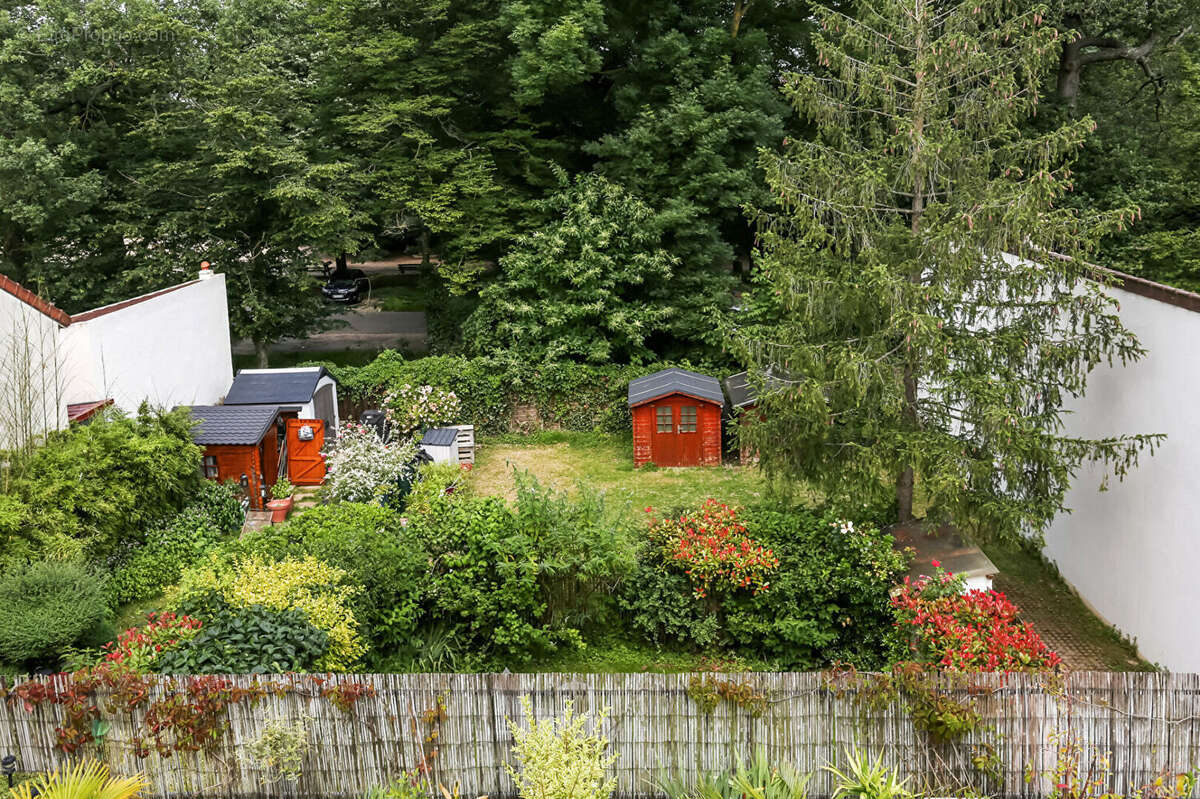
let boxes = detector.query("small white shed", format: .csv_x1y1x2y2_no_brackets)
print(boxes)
419,427,460,463
223,367,340,432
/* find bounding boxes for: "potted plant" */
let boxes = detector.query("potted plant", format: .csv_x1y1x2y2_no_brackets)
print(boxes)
265,478,295,523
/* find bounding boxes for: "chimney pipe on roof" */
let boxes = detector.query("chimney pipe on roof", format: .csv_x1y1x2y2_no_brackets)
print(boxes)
199,261,214,280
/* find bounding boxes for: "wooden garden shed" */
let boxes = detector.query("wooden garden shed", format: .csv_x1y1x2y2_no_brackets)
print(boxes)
221,367,337,486
187,405,285,510
628,368,723,467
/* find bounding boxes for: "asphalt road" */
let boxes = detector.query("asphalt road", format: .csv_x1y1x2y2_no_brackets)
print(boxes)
232,308,428,355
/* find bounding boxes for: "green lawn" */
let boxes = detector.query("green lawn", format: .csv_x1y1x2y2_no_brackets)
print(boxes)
366,273,425,311
466,431,814,519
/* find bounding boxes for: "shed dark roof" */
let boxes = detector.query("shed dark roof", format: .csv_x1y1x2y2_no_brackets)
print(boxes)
187,405,280,445
723,370,786,409
724,372,755,409
224,367,335,406
421,427,459,447
628,368,724,407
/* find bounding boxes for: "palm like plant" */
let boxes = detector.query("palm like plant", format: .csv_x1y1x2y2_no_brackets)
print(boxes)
657,749,811,799
823,748,911,799
9,760,147,799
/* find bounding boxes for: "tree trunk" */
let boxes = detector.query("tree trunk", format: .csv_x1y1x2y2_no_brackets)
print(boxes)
254,340,270,368
335,252,348,275
897,0,926,524
1056,36,1083,114
419,230,432,269
730,0,751,37
897,369,919,523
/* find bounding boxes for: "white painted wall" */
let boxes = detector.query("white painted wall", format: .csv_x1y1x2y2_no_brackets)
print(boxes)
1042,282,1200,671
60,274,233,414
0,291,66,448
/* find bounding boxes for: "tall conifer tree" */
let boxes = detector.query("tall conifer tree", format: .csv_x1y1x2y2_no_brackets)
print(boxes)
737,0,1159,540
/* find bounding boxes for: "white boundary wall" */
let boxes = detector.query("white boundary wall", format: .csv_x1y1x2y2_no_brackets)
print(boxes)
1043,279,1200,671
60,274,233,414
0,290,66,447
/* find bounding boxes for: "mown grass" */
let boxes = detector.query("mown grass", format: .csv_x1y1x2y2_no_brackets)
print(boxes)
467,430,815,519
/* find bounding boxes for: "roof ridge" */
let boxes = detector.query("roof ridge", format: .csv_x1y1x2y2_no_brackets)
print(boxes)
0,275,72,326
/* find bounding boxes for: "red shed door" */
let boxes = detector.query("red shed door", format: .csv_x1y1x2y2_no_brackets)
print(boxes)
649,400,702,466
286,418,326,485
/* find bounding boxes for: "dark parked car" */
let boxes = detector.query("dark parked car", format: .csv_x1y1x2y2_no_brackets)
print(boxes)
321,270,367,303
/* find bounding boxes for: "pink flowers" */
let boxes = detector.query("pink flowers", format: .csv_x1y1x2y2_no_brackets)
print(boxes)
648,499,779,599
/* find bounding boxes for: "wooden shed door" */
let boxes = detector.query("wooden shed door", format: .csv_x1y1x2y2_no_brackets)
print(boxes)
286,418,326,485
650,401,701,466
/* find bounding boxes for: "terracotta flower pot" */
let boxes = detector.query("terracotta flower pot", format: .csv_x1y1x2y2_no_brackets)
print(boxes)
265,496,294,523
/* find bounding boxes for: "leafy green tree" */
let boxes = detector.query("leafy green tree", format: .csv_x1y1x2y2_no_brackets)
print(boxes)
0,0,195,308
464,173,678,364
737,0,1158,540
1059,41,1200,290
1051,0,1195,113
583,2,807,351
123,0,349,365
308,0,556,285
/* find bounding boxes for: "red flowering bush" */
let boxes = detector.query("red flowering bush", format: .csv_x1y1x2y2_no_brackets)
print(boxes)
892,572,1061,671
100,612,203,673
647,500,779,599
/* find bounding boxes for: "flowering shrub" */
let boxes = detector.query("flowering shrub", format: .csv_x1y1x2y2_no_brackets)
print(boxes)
647,500,779,599
99,612,203,673
891,571,1061,671
383,384,462,435
323,423,417,504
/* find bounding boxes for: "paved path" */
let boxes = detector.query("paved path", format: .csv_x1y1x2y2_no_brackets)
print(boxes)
992,571,1140,671
233,309,427,355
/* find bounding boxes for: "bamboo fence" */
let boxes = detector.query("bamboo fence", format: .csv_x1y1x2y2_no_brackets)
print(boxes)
0,671,1195,798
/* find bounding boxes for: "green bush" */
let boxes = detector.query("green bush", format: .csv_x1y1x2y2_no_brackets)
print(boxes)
231,504,427,662
111,510,224,605
186,480,245,536
410,495,546,665
156,595,329,674
618,563,719,648
721,509,909,669
511,472,635,636
619,503,908,669
313,352,728,434
403,461,465,516
110,481,244,604
3,409,201,564
0,560,113,666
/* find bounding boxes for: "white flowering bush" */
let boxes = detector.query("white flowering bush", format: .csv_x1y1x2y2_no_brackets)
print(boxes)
383,384,462,435
506,696,617,799
323,422,417,503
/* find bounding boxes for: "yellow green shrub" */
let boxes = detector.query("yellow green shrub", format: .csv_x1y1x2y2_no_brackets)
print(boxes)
175,554,366,671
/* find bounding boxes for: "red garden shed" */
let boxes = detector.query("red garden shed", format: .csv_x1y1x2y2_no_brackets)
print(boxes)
187,405,286,510
628,368,724,467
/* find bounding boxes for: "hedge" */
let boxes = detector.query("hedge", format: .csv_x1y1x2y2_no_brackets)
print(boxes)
310,352,730,435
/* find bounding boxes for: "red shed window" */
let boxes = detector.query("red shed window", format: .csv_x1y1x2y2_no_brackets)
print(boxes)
202,455,219,479
656,406,673,433
679,406,697,433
